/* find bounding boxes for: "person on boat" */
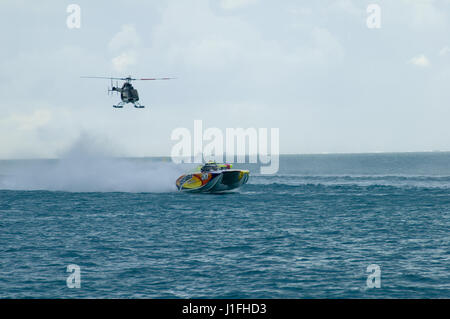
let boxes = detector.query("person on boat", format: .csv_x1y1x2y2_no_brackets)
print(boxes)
201,161,219,172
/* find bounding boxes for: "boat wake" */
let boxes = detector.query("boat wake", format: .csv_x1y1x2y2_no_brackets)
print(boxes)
249,174,450,189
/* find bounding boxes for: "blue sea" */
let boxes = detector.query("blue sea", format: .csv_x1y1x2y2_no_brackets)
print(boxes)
0,153,449,298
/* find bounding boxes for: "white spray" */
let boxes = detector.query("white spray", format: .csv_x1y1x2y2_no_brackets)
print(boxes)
0,134,187,193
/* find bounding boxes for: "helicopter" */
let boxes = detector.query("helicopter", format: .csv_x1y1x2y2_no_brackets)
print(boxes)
81,75,175,108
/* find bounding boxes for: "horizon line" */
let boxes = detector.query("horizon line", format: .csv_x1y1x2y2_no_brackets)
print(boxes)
1,150,449,161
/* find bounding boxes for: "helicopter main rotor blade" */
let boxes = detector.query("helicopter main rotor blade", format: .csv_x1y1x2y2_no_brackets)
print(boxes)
81,76,126,80
81,76,176,81
140,78,176,80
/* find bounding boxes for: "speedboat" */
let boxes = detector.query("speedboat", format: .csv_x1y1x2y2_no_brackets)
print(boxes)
176,162,249,193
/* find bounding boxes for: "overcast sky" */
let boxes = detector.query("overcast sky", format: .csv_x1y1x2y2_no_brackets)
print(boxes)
1,0,450,158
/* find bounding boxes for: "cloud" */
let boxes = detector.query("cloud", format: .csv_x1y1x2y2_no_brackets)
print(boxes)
150,1,344,74
0,107,73,159
108,24,140,51
8,109,52,131
409,54,431,67
219,0,258,10
439,46,450,56
112,50,137,72
109,25,141,73
328,0,362,17
400,0,447,31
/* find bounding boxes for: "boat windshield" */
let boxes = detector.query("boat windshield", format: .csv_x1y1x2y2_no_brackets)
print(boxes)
189,163,231,173
201,163,219,172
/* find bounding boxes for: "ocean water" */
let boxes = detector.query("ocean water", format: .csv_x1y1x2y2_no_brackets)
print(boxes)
0,153,449,298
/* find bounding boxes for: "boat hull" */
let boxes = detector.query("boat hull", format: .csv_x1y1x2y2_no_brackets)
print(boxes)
176,169,249,193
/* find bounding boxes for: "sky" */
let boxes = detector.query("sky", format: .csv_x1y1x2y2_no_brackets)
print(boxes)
1,0,450,159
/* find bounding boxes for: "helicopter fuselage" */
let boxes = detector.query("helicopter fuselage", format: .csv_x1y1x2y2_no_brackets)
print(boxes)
112,82,139,103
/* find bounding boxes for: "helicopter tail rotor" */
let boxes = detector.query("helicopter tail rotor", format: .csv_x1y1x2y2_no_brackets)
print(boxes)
108,78,113,95
107,78,120,95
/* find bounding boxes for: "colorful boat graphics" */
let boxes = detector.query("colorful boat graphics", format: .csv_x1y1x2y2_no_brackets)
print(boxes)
176,162,249,193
